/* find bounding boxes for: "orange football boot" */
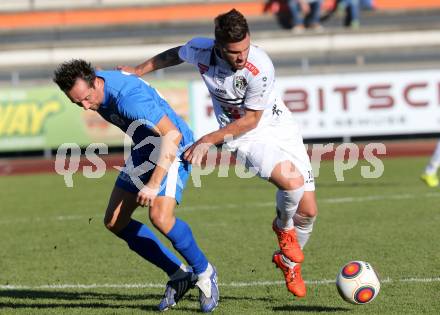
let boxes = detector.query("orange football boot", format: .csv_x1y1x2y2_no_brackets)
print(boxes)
272,251,306,297
272,219,304,263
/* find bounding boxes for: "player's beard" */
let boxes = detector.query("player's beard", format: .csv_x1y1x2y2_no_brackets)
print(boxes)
86,103,101,111
235,63,246,70
231,58,246,70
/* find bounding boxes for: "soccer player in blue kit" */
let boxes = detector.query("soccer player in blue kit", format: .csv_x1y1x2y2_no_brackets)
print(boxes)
53,59,219,312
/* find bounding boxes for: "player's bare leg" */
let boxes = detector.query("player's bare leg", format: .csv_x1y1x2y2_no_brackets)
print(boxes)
104,187,188,280
104,186,137,234
104,187,195,311
149,196,178,234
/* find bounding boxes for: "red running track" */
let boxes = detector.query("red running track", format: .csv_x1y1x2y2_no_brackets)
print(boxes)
0,140,436,176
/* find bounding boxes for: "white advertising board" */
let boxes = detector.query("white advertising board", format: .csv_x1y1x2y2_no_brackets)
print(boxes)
189,69,440,139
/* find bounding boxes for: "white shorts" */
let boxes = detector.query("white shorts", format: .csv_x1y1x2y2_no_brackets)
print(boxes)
234,138,315,192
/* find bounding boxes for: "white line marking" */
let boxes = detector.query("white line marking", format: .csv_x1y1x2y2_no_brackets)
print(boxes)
400,277,440,283
2,192,440,225
1,277,439,290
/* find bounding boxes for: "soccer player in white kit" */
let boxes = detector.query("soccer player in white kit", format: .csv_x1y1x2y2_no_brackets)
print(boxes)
119,9,318,298
421,141,440,187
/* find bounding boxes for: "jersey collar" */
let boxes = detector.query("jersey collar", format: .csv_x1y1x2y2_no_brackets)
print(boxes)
210,46,237,72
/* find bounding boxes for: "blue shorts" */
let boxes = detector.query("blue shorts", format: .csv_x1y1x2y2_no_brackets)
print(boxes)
115,149,191,204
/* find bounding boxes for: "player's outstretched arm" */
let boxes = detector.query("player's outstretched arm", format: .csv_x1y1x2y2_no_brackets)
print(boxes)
117,46,184,76
183,109,263,166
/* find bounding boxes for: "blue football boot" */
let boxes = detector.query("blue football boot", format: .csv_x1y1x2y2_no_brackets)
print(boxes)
196,265,219,313
158,271,197,312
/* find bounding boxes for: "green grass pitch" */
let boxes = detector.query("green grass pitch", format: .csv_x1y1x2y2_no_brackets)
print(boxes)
0,156,439,314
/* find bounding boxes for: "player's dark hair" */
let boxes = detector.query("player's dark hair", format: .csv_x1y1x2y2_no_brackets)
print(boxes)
53,59,96,92
214,9,249,45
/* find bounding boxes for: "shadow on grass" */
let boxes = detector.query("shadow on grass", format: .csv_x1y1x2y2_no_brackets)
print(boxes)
0,290,164,311
0,290,276,311
0,289,160,301
0,302,148,310
273,305,350,312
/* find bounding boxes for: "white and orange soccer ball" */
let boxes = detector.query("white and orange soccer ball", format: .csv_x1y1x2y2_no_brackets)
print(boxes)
336,261,380,304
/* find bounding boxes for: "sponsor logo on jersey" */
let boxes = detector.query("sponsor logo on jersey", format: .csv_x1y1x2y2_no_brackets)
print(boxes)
197,63,209,74
245,61,260,76
234,76,248,91
215,88,227,95
214,69,228,85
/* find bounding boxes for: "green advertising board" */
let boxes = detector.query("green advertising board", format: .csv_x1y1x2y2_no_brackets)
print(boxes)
0,81,190,152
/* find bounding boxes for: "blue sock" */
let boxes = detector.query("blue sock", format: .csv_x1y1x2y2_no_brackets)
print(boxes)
117,219,182,276
166,218,208,275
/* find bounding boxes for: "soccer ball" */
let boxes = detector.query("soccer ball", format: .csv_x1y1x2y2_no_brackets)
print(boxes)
336,261,380,304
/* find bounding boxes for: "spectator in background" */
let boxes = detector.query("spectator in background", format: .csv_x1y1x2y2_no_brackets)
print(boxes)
264,0,294,29
288,0,323,33
338,0,360,28
321,0,360,29
360,0,375,10
421,142,440,187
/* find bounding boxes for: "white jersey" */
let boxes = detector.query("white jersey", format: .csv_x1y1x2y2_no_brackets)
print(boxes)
179,37,314,189
178,37,304,150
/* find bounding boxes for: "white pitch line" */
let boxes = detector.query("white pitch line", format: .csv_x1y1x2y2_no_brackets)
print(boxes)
320,193,416,204
1,277,439,290
400,277,440,283
2,192,440,225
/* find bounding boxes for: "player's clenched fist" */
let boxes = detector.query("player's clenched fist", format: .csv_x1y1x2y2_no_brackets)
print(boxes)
137,185,160,207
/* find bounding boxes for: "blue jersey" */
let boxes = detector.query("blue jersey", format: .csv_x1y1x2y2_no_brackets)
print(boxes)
96,70,193,156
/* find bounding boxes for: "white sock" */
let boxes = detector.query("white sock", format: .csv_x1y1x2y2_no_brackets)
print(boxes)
294,213,316,249
295,228,310,249
276,217,294,230
275,187,305,230
425,141,440,174
196,263,214,298
197,262,213,279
